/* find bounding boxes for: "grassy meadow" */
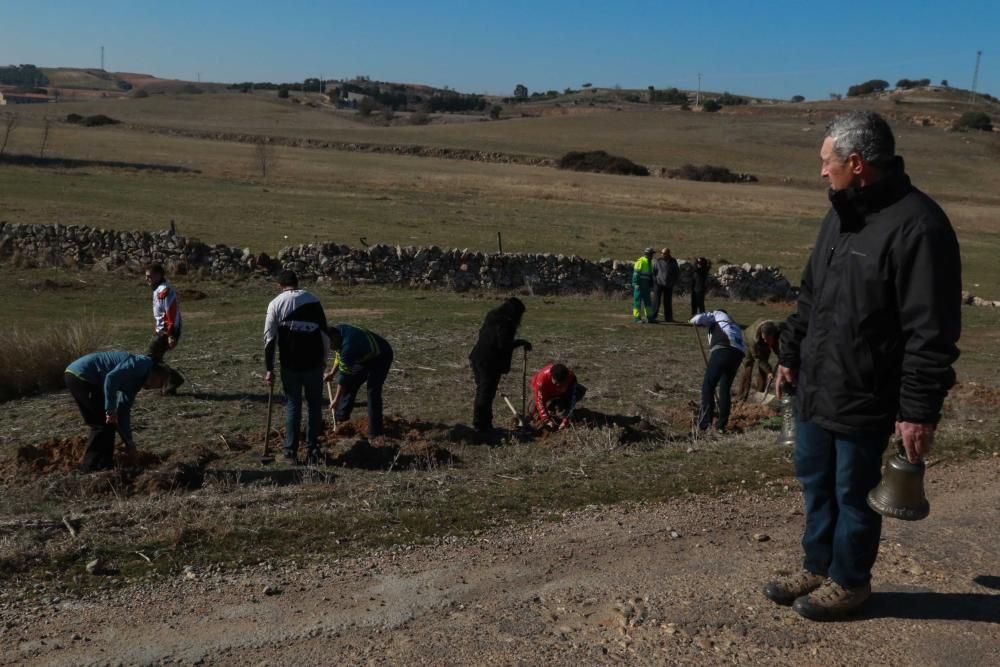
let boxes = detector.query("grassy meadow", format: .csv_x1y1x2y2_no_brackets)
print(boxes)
1,90,999,587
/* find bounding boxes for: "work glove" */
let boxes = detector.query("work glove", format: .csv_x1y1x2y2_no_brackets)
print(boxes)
545,419,557,431
559,418,569,431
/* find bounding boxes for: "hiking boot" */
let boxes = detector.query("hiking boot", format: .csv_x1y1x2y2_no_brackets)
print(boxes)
281,452,299,465
792,579,871,621
763,570,826,606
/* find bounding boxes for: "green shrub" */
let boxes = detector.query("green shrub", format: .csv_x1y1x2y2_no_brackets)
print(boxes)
953,112,993,132
717,91,747,106
664,164,757,183
557,150,649,176
277,86,289,99
702,99,722,112
847,79,889,97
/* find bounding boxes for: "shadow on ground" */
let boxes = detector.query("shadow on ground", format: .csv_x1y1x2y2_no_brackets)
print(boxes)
862,588,1000,623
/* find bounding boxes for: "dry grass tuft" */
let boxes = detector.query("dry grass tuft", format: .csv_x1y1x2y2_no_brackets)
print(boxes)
0,321,108,402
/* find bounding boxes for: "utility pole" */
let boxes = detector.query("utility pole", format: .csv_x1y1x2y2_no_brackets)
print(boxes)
970,50,982,104
696,72,702,107
100,45,104,71
197,72,201,83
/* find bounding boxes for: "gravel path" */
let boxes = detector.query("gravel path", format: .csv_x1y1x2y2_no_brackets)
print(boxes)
4,456,998,666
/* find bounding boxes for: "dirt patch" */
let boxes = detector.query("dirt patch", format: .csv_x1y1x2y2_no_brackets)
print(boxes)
946,382,1000,409
332,438,459,470
661,399,778,432
176,289,208,301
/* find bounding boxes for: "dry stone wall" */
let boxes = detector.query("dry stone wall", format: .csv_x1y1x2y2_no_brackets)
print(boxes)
0,222,799,300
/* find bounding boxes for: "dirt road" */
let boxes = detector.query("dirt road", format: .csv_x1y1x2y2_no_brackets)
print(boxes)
3,456,998,666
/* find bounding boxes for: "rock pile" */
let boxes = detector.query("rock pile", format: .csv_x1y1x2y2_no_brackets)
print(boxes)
0,221,800,299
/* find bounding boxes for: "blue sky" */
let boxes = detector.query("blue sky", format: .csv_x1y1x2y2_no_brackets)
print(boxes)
1,0,995,100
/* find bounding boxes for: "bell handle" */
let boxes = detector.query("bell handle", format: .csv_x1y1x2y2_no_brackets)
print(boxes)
894,442,925,466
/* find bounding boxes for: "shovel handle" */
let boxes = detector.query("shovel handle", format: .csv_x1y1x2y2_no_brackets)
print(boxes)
264,382,274,456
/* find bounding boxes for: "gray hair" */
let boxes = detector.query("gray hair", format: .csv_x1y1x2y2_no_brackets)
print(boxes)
825,111,895,166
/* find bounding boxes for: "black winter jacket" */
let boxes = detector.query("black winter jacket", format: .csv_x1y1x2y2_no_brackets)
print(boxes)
780,159,961,435
653,257,680,286
469,298,527,374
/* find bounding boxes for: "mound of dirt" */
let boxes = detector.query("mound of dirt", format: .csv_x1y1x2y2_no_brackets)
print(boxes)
333,439,459,471
14,438,218,496
16,438,164,476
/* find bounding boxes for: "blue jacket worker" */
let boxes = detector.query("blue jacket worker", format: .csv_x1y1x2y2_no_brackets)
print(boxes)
324,324,394,439
64,351,170,472
690,310,746,432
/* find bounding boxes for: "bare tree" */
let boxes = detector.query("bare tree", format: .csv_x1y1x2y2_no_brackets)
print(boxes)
0,113,18,158
253,138,276,178
39,117,51,158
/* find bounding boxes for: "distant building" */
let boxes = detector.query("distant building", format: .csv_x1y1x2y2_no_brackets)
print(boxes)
0,90,51,105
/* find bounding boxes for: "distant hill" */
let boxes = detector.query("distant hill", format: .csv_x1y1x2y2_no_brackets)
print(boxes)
38,67,227,97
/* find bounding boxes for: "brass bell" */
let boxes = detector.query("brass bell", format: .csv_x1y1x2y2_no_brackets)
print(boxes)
776,386,796,446
866,445,929,521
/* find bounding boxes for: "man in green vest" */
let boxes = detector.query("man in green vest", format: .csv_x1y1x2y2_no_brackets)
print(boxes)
632,247,654,323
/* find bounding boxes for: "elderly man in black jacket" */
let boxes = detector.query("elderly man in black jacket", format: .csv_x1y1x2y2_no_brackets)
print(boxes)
650,247,680,323
763,111,961,621
469,297,532,433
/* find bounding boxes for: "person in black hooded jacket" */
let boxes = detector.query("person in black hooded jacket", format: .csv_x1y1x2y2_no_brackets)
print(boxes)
763,111,961,622
469,297,532,433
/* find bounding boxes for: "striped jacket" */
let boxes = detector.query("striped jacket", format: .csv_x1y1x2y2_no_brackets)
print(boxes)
151,280,182,337
264,289,329,371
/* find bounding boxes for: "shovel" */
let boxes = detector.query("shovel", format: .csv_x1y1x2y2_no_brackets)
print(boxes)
501,393,528,430
748,376,776,406
261,382,275,464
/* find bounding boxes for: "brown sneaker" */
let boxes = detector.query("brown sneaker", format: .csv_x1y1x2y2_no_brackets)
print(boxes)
763,570,825,606
792,579,871,621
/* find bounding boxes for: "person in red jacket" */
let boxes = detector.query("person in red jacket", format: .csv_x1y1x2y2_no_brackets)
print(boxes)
531,363,587,431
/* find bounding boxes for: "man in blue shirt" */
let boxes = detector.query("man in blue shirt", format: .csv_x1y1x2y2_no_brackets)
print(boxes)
324,325,394,441
64,351,170,472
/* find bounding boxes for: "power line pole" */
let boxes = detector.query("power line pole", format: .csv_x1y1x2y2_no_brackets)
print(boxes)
100,45,104,71
970,50,982,104
696,72,702,107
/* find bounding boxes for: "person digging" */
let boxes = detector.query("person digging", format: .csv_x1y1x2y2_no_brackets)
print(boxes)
530,363,587,431
325,324,394,443
64,351,172,473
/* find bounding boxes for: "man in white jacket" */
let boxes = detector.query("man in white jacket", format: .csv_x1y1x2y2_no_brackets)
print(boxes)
690,310,746,433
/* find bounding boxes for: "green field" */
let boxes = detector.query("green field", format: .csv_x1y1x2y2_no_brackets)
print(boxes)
3,91,1000,293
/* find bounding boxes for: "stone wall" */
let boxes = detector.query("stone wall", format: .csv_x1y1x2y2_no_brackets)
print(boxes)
0,221,798,300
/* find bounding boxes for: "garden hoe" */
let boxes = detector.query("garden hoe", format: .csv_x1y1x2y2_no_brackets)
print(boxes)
261,382,275,465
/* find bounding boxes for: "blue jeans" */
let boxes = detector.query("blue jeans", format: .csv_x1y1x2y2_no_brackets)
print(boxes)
280,366,325,456
334,348,394,438
795,418,889,588
699,347,743,430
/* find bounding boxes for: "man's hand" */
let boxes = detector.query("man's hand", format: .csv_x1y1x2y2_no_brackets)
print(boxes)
264,371,274,387
775,365,798,398
896,421,935,463
105,411,117,426
167,336,178,350
558,418,569,431
520,340,533,353
545,419,557,431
